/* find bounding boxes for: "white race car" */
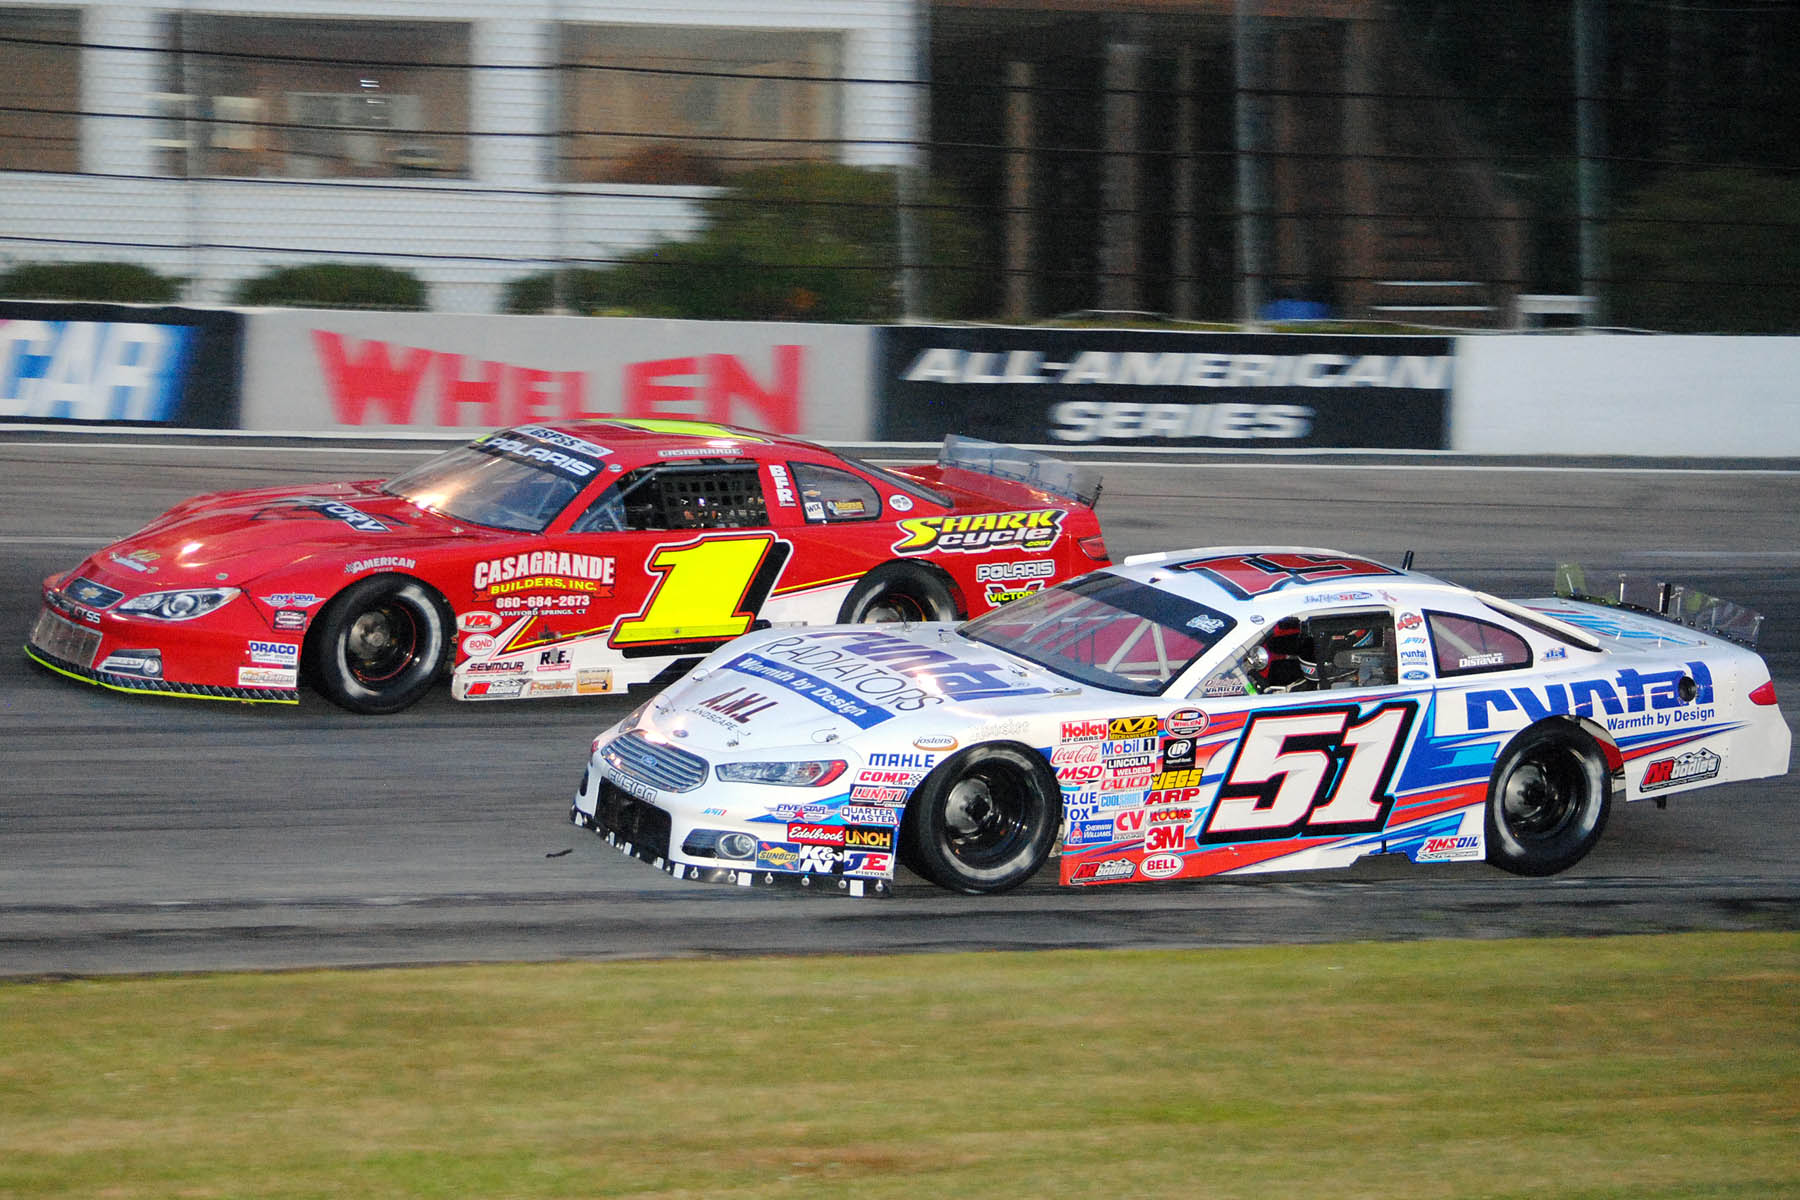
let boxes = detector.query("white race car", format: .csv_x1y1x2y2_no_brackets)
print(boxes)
571,548,1790,895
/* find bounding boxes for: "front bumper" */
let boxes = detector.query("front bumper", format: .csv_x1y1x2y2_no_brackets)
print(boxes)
25,585,299,705
571,748,896,898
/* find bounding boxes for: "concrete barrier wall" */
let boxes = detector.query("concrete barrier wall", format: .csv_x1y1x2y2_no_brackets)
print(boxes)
239,310,877,441
7,301,1797,459
1449,335,1800,457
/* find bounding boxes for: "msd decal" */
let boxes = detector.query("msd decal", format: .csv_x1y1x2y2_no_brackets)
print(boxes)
311,332,805,432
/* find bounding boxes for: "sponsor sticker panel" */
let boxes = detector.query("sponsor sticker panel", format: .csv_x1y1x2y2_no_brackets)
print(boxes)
877,326,1452,449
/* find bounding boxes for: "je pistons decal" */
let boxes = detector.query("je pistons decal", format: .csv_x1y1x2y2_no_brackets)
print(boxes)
892,509,1065,555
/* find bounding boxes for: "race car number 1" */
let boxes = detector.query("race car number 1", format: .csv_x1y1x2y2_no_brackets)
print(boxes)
611,534,789,647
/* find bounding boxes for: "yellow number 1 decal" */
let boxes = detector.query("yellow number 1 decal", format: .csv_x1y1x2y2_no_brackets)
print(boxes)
611,534,789,648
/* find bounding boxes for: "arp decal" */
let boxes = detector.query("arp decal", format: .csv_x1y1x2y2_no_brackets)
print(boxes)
1172,552,1398,600
892,509,1065,556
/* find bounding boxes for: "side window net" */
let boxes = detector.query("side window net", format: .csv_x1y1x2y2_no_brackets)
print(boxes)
572,464,768,532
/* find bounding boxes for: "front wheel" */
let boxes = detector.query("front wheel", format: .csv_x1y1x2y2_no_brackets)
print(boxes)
311,576,449,715
903,744,1060,894
1485,723,1610,876
839,565,957,624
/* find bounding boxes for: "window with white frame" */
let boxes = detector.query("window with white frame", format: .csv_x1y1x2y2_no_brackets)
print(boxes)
0,7,80,174
557,24,843,185
157,15,470,180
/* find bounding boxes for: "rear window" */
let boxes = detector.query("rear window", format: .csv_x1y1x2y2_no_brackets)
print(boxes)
1427,611,1532,677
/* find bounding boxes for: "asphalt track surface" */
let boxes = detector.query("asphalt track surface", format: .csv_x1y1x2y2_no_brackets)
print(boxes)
2,435,1796,976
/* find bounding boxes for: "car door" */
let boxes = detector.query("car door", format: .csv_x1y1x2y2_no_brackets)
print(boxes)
1180,607,1417,853
562,460,792,660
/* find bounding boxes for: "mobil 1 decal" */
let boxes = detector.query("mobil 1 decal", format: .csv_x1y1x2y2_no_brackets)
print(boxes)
876,326,1451,449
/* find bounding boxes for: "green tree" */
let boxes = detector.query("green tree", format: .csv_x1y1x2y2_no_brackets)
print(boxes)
1608,169,1800,334
231,263,427,310
0,261,182,303
508,163,983,320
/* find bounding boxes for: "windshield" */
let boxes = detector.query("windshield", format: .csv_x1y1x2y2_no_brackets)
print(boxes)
382,430,602,532
959,572,1237,695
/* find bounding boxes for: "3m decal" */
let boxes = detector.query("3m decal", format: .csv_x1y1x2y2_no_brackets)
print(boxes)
612,534,789,647
1172,552,1397,600
1204,702,1417,842
892,509,1065,556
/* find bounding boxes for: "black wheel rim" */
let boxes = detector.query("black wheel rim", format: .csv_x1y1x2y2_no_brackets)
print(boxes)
1499,746,1587,843
940,764,1033,869
344,601,421,685
862,591,929,622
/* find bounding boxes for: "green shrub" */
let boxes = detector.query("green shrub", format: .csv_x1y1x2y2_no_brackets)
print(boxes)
231,262,427,310
506,163,984,321
0,260,183,303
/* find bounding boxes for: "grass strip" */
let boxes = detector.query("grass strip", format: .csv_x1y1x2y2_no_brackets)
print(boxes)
2,931,1795,1199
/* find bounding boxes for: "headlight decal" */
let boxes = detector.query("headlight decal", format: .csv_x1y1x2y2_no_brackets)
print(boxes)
116,587,240,621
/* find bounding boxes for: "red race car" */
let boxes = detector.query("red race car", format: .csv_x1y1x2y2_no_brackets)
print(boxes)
26,421,1109,713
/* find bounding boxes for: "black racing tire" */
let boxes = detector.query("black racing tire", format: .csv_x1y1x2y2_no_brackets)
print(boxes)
311,575,450,715
838,564,957,624
1485,722,1611,876
903,743,1060,894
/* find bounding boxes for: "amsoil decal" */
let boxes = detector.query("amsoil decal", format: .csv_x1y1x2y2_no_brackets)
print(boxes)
878,327,1451,449
893,509,1064,555
311,332,805,432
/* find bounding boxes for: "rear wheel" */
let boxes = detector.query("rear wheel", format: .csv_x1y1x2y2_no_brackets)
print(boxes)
839,565,956,624
904,744,1060,894
1485,723,1610,876
312,576,449,714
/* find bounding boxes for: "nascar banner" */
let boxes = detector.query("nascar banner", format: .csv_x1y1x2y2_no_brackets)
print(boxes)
0,303,244,428
876,325,1452,449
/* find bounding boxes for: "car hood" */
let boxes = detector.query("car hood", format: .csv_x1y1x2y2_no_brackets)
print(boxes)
639,623,1075,755
65,481,470,591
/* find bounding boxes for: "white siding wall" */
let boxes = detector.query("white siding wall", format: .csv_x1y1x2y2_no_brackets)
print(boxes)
0,0,919,312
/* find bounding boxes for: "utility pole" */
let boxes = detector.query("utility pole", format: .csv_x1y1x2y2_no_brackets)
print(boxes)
1575,0,1606,324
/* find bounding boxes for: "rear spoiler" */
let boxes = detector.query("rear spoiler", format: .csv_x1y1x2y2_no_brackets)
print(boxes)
1554,563,1765,648
938,435,1104,508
